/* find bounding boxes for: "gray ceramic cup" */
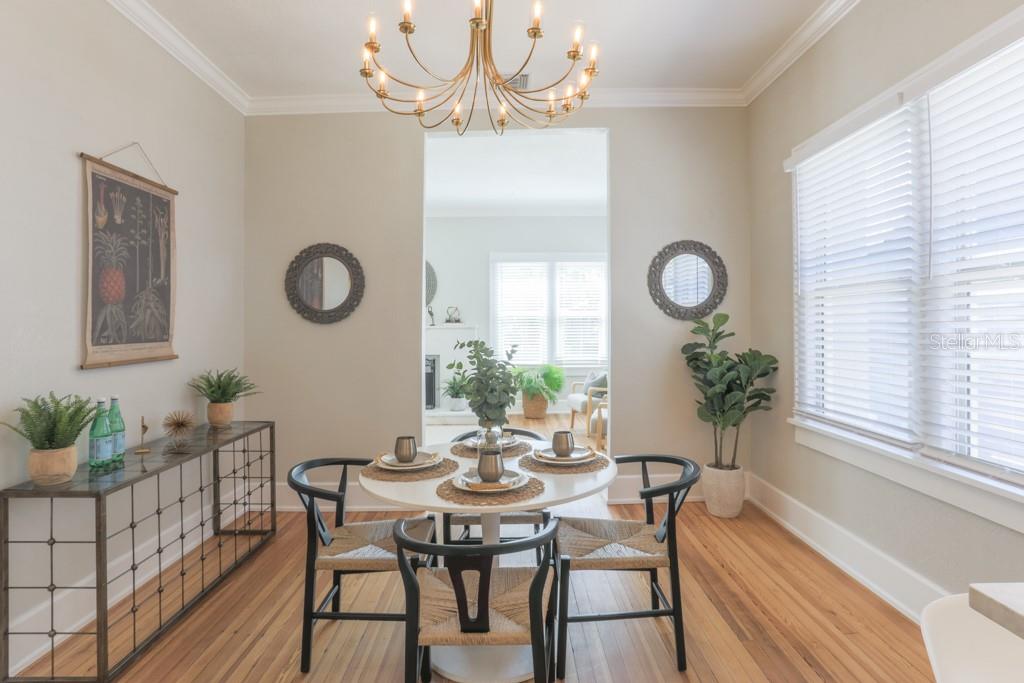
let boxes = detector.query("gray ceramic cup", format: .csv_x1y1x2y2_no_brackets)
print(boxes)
477,452,505,483
394,436,418,464
552,430,575,457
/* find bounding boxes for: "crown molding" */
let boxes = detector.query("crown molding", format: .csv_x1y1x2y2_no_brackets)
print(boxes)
109,0,858,116
105,0,250,113
741,0,861,105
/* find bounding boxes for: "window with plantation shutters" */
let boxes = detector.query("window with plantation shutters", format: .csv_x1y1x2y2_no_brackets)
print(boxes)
492,261,549,365
919,39,1024,474
491,255,607,368
794,105,923,447
793,37,1024,478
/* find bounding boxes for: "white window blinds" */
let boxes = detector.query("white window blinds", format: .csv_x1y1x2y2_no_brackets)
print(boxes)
794,106,922,447
491,256,608,368
795,37,1024,476
493,261,549,365
920,40,1024,473
556,261,608,367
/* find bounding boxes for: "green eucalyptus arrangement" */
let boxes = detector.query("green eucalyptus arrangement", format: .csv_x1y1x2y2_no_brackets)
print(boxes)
514,364,565,403
681,313,778,470
187,369,259,404
448,340,519,427
1,393,97,451
442,369,471,400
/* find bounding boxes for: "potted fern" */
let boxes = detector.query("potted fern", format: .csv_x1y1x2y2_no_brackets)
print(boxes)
187,369,259,428
2,394,96,485
681,314,778,518
442,370,471,411
515,365,565,419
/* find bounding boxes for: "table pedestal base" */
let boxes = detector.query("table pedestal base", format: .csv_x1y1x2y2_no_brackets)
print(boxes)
431,645,535,683
431,511,535,683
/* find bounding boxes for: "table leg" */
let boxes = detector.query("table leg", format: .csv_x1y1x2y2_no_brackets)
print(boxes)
431,511,535,683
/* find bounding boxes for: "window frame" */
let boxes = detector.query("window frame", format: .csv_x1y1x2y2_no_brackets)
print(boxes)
490,252,608,370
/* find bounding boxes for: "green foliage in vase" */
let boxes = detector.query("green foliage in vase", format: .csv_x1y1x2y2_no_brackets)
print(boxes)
681,313,778,470
442,369,471,399
1,393,97,450
514,364,565,403
187,369,259,404
448,340,519,427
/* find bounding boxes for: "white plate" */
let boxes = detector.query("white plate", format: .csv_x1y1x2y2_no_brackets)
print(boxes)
534,447,596,464
375,450,440,471
453,469,528,493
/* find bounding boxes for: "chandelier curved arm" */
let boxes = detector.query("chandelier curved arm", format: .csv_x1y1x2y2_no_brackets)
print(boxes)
404,33,458,84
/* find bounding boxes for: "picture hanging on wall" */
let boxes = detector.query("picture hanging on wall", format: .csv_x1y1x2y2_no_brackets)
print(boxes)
81,153,178,369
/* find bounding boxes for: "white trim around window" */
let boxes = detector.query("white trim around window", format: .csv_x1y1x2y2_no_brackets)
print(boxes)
790,417,1024,535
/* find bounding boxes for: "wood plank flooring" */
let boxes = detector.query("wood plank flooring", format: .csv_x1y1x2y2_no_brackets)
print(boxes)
18,494,933,682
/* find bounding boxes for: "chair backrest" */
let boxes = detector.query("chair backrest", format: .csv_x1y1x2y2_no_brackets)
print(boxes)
287,458,371,546
394,518,558,634
451,427,545,442
614,454,701,543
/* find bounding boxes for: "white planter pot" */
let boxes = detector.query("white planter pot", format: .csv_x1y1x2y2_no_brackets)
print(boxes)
702,464,745,518
450,397,469,412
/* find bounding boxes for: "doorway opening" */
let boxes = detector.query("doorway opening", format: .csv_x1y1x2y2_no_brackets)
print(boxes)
422,128,610,450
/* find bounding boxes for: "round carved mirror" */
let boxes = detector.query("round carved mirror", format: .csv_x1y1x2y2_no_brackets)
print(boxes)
285,243,365,324
648,240,727,320
425,261,437,306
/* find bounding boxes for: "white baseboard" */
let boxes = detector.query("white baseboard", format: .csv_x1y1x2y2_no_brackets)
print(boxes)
606,473,705,504
746,474,948,623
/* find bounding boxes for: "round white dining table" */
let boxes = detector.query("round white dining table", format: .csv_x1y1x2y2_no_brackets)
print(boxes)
359,440,617,683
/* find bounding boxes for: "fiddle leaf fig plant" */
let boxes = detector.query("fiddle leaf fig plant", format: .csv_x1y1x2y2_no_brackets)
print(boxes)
681,313,778,470
448,340,519,427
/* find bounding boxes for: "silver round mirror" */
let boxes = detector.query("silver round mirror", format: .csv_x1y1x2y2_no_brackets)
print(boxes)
285,243,365,324
648,240,727,320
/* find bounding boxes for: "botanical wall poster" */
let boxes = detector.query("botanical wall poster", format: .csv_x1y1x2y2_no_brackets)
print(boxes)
82,154,177,368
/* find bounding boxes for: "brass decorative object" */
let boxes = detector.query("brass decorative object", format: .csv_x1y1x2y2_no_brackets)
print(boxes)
163,410,195,454
358,0,600,135
135,416,151,454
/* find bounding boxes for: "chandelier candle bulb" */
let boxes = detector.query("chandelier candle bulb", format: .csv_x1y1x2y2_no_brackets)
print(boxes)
400,0,415,34
547,89,556,116
498,102,508,128
360,48,372,77
563,84,575,111
586,43,599,76
416,90,425,115
473,0,482,18
527,1,543,38
452,101,462,127
377,71,388,97
365,14,380,52
568,24,583,60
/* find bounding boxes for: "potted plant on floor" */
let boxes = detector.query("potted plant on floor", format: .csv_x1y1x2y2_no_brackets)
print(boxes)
681,313,777,518
2,393,96,485
188,369,259,428
515,364,565,419
448,340,518,481
442,370,471,411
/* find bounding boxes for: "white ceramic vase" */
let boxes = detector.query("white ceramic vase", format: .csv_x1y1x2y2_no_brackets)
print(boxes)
702,464,745,518
450,397,469,412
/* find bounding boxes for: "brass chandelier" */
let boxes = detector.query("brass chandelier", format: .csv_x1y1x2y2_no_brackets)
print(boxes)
359,0,599,135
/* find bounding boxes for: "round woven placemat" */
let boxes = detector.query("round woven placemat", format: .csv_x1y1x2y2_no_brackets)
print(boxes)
436,476,545,505
361,457,459,482
518,454,610,474
450,440,534,459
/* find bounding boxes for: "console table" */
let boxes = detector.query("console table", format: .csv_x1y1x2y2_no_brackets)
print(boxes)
1,421,276,682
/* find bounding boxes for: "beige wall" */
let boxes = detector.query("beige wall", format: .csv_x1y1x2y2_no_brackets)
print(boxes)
0,0,246,485
747,0,1024,591
245,108,751,494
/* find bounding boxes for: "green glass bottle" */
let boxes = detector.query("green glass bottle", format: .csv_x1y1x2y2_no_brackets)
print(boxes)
88,399,113,470
108,396,126,465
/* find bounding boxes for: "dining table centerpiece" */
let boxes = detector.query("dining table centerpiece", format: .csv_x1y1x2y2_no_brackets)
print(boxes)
448,340,518,481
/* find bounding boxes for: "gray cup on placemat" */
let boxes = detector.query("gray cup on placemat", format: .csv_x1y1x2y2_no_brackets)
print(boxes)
552,431,575,457
394,436,418,463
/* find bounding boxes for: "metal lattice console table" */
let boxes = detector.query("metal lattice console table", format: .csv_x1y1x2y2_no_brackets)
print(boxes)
0,421,276,682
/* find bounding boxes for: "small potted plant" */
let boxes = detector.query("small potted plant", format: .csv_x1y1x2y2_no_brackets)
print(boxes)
187,369,259,428
2,393,96,485
442,370,471,411
448,341,518,481
515,364,565,419
681,314,777,518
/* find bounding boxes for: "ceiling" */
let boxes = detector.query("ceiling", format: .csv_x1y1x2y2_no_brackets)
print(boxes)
424,129,608,217
110,0,859,114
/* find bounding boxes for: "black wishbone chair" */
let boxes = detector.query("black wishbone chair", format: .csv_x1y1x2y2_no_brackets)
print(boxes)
394,517,560,683
442,428,550,564
555,455,700,677
287,458,436,673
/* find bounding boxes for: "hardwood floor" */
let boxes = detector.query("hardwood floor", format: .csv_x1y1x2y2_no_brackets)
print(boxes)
18,496,933,682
